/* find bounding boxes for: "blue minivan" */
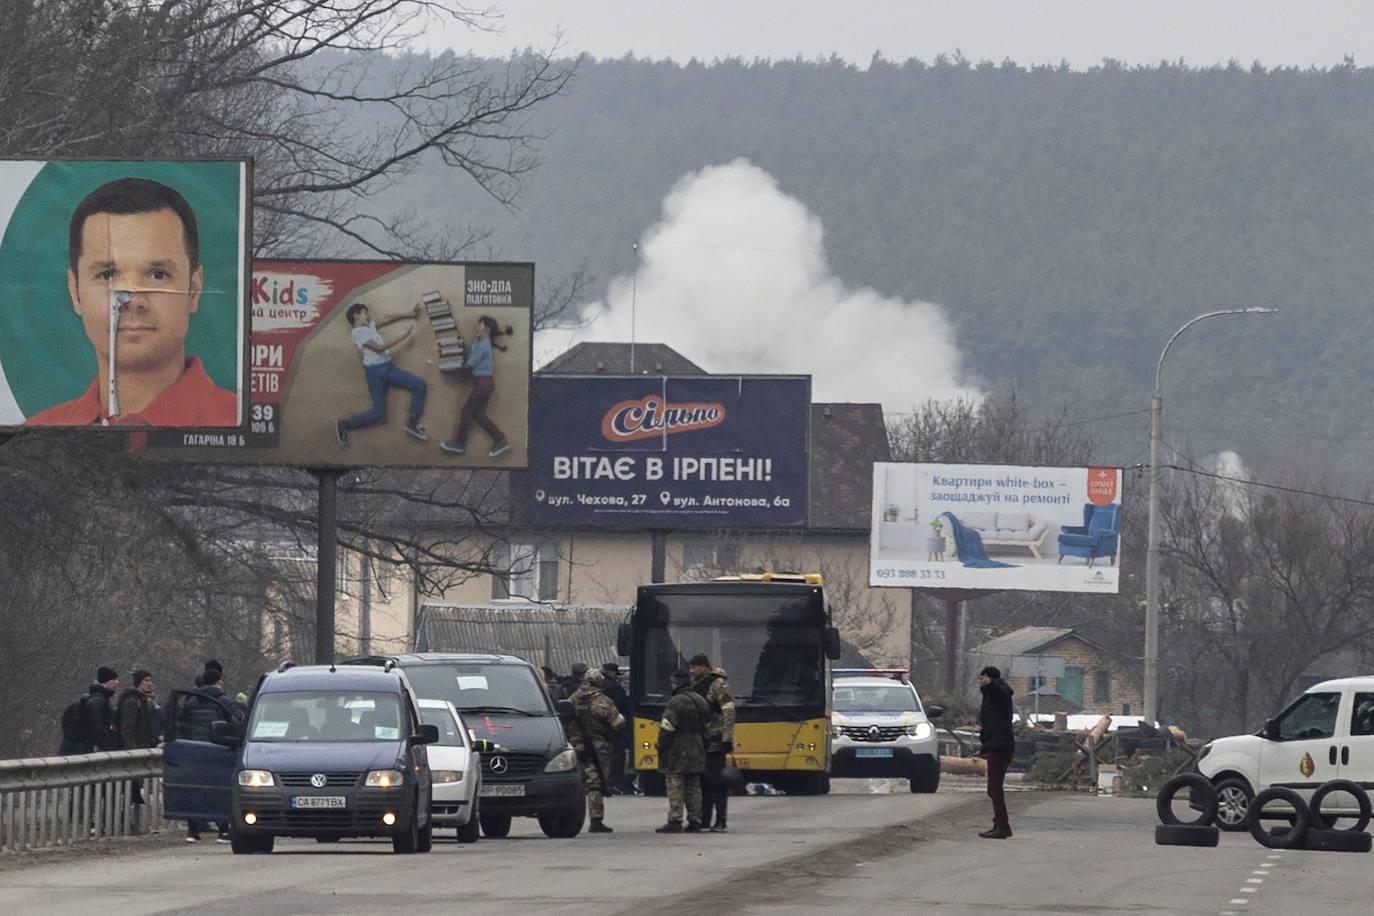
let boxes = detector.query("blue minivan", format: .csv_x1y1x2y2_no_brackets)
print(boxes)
162,662,439,854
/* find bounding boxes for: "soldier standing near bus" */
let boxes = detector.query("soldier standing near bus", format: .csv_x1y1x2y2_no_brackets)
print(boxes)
568,669,624,833
690,653,736,832
655,668,710,833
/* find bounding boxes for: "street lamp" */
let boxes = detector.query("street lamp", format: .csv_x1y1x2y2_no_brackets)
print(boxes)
1143,307,1277,725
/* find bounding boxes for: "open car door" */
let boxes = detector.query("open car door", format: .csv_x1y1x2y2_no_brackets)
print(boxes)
162,688,242,822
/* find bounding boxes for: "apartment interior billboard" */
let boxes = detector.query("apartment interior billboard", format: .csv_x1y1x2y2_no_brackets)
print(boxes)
870,462,1123,593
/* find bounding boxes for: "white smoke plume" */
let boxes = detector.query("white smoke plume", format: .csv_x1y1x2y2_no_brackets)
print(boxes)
535,158,978,408
1208,449,1252,518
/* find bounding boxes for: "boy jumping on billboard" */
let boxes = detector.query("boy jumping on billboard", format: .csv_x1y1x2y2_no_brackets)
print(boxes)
335,301,428,447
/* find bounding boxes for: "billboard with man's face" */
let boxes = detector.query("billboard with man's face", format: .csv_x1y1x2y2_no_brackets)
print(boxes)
870,463,1124,593
0,159,249,429
138,259,534,469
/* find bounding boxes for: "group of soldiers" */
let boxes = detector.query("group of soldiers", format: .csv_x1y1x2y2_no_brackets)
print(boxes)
563,652,736,834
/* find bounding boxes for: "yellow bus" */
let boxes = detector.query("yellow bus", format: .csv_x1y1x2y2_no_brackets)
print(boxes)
617,573,842,795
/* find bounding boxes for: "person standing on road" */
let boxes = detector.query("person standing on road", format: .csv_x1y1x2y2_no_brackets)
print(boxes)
116,669,160,805
655,668,710,833
183,667,234,842
560,661,589,701
690,653,736,832
568,669,625,833
978,665,1015,839
600,662,636,795
60,667,120,755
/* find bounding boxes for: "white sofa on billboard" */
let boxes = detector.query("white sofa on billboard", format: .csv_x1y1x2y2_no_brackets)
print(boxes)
953,511,1051,559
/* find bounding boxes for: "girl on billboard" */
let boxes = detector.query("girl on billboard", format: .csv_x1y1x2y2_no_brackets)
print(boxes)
440,315,511,457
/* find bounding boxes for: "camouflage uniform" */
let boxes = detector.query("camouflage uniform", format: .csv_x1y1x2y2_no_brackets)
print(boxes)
568,672,624,825
693,666,736,829
657,683,710,827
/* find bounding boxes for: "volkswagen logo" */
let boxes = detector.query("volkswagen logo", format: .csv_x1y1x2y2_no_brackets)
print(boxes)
867,725,881,741
488,755,509,775
310,773,328,788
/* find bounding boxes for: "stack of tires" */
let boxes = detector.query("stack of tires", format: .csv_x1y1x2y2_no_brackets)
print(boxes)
1156,774,1373,852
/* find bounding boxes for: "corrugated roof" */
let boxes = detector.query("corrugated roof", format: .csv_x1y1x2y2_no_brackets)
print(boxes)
538,342,707,376
415,603,629,674
970,626,1077,658
808,403,892,530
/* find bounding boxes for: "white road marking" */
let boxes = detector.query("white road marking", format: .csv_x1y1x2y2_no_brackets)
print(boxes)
1245,878,1263,884
1228,899,1249,905
1239,887,1257,894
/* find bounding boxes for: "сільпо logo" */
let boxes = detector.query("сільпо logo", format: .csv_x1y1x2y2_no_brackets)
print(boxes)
601,394,725,443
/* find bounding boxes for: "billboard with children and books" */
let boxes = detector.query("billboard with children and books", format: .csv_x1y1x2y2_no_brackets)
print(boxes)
138,260,533,468
870,462,1123,594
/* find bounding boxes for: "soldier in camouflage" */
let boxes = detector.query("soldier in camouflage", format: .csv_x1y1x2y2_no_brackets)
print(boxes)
690,653,737,832
567,668,625,833
655,667,710,833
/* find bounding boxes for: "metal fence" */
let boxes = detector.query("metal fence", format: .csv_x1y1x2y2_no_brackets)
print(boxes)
0,749,165,853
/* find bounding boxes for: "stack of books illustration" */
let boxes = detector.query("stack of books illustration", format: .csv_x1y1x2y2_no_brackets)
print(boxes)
422,291,467,372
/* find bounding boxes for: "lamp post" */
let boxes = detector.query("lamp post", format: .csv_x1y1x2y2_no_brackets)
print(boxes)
1144,307,1277,725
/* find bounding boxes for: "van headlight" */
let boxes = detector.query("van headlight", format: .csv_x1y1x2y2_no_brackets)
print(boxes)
366,769,405,787
544,748,577,772
906,723,933,740
432,770,463,783
238,769,275,788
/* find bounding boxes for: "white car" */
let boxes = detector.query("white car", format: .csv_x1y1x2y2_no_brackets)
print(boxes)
830,671,943,793
417,699,483,842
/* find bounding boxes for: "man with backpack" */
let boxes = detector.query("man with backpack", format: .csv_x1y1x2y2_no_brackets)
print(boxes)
59,667,120,755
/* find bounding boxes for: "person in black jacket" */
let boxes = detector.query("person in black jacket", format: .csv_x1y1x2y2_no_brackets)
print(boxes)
977,665,1015,839
600,663,634,794
183,666,234,842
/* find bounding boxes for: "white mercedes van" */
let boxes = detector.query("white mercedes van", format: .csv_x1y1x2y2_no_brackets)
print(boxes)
1197,676,1374,829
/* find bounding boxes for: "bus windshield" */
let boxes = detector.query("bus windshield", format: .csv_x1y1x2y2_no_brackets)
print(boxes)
633,591,825,710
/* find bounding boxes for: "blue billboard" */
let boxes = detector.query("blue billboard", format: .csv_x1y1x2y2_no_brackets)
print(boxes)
514,375,809,527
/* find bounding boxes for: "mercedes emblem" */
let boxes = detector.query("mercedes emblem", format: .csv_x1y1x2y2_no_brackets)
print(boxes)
489,755,509,775
310,773,327,788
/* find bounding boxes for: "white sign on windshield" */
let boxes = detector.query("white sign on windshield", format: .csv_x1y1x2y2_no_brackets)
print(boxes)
456,676,489,690
254,720,289,739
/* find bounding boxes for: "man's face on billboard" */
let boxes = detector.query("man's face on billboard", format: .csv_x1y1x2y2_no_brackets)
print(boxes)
67,208,203,374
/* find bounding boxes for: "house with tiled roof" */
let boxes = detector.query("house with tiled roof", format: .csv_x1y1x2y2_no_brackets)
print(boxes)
968,626,1142,717
323,342,904,669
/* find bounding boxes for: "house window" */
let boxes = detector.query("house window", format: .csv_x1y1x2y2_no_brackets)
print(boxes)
1057,666,1084,705
1093,668,1112,704
682,543,740,575
491,542,559,601
1027,675,1048,691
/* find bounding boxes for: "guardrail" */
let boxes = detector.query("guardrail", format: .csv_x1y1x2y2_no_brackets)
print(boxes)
0,749,166,853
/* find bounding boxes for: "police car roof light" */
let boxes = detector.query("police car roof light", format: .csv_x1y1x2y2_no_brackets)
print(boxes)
834,668,909,682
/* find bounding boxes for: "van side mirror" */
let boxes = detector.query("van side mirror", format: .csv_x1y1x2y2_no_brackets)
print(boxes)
411,723,440,745
556,699,575,720
824,626,842,661
617,623,631,657
209,720,241,748
926,706,943,720
1261,718,1277,740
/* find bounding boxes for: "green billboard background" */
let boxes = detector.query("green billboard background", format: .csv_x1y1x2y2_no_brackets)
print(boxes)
0,160,245,416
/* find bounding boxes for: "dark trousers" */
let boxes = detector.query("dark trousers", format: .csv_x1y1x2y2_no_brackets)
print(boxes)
345,361,428,429
985,748,1012,829
700,749,728,827
454,375,505,445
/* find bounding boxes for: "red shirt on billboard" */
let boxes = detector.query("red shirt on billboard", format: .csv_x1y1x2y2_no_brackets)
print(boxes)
25,357,237,427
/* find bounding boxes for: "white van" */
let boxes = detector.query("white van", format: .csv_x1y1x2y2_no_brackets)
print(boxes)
1197,676,1374,829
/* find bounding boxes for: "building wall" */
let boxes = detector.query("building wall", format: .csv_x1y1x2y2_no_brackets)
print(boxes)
985,637,1143,717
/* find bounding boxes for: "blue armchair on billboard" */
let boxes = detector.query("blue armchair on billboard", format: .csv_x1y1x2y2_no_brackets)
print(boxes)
1057,503,1120,567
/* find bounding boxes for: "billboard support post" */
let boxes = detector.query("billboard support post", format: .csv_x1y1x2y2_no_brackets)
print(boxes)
942,598,960,692
312,468,342,665
650,529,667,584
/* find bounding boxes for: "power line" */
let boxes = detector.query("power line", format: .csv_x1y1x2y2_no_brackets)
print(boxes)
1163,463,1374,508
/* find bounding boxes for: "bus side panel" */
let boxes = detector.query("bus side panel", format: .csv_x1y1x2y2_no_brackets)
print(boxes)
636,716,830,775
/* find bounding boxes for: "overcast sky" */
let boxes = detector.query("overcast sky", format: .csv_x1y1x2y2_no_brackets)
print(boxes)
421,1,1374,70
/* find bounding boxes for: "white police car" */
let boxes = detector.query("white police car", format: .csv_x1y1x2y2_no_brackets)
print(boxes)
831,670,942,793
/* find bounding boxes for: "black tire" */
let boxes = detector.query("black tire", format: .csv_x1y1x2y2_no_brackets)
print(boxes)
909,759,941,794
1213,777,1254,832
479,811,512,838
228,824,258,855
1304,827,1374,852
416,820,433,853
392,814,420,853
538,807,585,838
456,816,480,844
1154,823,1220,847
1248,787,1310,849
255,834,274,853
1309,779,1372,832
1156,773,1217,826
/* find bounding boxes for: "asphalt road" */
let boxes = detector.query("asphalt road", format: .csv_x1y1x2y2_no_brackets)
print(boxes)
2,778,1371,914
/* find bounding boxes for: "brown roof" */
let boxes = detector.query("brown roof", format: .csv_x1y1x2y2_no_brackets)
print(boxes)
807,403,892,530
538,342,707,376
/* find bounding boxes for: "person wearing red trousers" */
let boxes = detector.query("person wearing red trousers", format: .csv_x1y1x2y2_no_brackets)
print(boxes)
978,665,1015,839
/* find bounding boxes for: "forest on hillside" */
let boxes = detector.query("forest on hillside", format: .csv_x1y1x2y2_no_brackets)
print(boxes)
340,52,1374,481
